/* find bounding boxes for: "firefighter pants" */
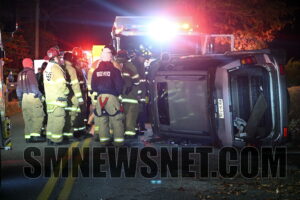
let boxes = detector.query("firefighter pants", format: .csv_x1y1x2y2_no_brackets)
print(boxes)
47,106,65,143
22,93,45,139
94,94,124,146
123,102,139,136
63,109,78,138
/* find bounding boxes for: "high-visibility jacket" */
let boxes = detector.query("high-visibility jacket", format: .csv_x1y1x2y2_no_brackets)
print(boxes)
132,58,147,103
120,60,140,104
65,61,83,111
43,61,69,112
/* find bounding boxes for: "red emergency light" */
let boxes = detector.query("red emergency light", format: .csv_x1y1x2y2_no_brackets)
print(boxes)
279,64,285,75
240,56,257,65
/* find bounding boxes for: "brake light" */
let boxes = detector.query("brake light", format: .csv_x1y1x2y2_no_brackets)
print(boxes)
283,127,288,137
240,56,256,65
279,64,285,75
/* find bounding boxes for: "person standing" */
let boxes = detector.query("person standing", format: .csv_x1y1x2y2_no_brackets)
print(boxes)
132,49,151,134
72,47,89,137
43,47,69,145
116,50,140,138
63,52,83,141
91,46,124,146
36,61,48,133
16,58,45,143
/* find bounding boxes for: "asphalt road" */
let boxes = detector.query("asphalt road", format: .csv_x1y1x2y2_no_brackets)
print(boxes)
1,113,300,200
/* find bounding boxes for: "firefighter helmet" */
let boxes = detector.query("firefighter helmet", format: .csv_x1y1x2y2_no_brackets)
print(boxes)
116,50,129,60
47,47,60,60
72,47,83,58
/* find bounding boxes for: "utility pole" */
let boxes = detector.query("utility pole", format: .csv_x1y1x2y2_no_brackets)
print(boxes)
35,0,40,59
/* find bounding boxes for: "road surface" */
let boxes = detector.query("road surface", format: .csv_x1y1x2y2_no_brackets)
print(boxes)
1,113,300,200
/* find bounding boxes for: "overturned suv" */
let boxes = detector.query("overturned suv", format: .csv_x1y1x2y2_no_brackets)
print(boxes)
148,49,288,147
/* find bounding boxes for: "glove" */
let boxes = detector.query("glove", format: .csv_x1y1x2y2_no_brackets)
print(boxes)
39,95,45,102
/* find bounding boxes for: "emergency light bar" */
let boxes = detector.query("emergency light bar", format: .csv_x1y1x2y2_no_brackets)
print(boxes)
112,16,194,39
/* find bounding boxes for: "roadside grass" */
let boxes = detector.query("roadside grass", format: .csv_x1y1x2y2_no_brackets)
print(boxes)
288,86,300,146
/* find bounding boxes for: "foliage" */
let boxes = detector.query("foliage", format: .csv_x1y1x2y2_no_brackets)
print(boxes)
175,0,296,50
285,59,300,87
2,29,30,72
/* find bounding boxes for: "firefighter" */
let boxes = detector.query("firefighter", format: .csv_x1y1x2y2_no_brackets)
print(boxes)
43,47,69,145
36,61,48,133
133,49,150,134
16,58,45,143
63,52,84,141
116,50,140,138
72,47,89,137
91,46,124,146
87,58,101,138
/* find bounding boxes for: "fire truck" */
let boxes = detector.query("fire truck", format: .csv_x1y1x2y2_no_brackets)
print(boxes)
112,16,288,147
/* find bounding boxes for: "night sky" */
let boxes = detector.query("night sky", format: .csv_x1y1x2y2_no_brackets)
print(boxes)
14,0,300,60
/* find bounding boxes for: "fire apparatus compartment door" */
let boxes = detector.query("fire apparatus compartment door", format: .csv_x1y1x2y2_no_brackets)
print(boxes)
156,74,209,135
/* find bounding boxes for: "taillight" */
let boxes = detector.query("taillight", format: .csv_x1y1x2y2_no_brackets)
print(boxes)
283,127,288,138
240,56,257,65
279,64,285,75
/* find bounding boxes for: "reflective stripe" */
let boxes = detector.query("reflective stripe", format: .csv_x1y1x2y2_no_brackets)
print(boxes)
139,98,146,102
65,107,78,111
63,133,73,136
139,79,147,83
30,133,41,137
76,108,81,112
94,126,99,131
47,101,67,107
25,135,31,139
52,134,62,139
133,82,140,86
122,72,130,77
132,74,140,79
84,119,88,122
122,98,138,104
137,90,142,94
100,137,110,142
46,132,52,136
125,131,136,136
114,138,124,142
78,126,86,130
79,81,85,84
74,128,79,131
